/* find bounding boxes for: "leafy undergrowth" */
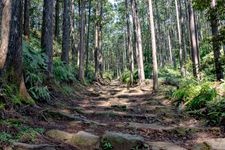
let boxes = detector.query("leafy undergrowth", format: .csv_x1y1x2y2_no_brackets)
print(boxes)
171,79,225,125
158,66,225,126
0,119,44,146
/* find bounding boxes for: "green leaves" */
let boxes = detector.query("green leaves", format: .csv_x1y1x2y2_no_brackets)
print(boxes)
23,36,50,102
53,59,77,82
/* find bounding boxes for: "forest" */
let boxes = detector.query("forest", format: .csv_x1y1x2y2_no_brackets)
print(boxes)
0,0,225,149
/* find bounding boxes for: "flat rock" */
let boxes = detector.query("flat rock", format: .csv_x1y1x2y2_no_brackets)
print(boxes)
194,138,225,150
192,143,211,150
46,130,100,150
102,131,144,150
127,122,176,130
70,131,100,150
148,142,187,150
46,129,73,142
11,142,56,150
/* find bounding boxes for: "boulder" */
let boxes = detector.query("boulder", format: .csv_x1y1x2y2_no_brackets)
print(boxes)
70,131,100,150
102,131,144,150
148,142,187,150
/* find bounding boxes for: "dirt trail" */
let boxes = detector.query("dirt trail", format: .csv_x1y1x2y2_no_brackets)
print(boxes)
12,80,224,149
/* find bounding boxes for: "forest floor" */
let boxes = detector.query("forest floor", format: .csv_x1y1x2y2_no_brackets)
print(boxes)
2,80,225,149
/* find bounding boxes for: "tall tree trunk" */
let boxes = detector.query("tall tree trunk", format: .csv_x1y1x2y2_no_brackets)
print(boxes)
168,30,173,64
98,1,103,78
188,1,200,79
125,0,134,85
94,1,103,80
148,0,158,90
210,0,223,80
131,0,145,82
23,0,30,39
41,0,54,78
0,0,31,100
54,0,60,40
175,0,185,76
61,0,71,64
70,0,76,64
85,0,91,77
94,2,99,79
78,0,86,82
0,0,2,41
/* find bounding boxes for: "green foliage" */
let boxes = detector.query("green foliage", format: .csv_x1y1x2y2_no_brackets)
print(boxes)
29,86,50,101
144,64,152,79
103,71,114,81
86,66,95,83
159,67,181,79
101,139,113,150
2,84,22,105
23,38,50,101
186,83,217,110
54,81,74,96
53,59,77,82
0,119,45,144
16,126,44,142
121,69,139,84
206,98,225,125
172,80,217,111
121,70,131,84
172,80,201,104
0,132,13,143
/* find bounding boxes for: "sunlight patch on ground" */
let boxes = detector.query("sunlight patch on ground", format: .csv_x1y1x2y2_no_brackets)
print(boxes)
97,97,130,107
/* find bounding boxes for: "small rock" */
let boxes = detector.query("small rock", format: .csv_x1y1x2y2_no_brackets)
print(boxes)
70,131,100,150
148,142,187,150
102,131,144,150
46,129,73,142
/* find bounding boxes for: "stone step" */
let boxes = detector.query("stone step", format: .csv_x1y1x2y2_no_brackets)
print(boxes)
147,141,187,150
79,110,157,120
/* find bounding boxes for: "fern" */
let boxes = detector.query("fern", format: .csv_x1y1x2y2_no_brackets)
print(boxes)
23,37,50,101
53,59,76,82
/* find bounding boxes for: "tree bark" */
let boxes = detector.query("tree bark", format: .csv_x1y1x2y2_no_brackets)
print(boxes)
0,0,2,41
148,0,158,90
125,0,134,85
78,0,86,82
210,0,223,80
54,0,60,40
131,0,145,82
70,0,76,64
85,0,91,77
61,0,71,64
41,0,54,78
175,0,185,76
23,0,30,39
168,30,173,65
0,0,31,100
188,1,200,79
94,2,99,80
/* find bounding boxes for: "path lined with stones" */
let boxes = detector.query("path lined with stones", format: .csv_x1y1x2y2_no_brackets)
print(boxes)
12,80,225,150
